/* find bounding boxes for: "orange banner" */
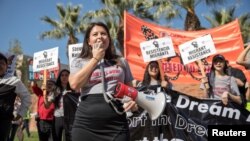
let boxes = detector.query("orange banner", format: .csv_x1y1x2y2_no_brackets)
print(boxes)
124,11,247,84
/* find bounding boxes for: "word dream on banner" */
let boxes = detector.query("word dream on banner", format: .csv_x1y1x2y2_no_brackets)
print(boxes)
33,47,59,72
140,37,176,62
124,11,245,83
179,34,217,65
129,90,250,141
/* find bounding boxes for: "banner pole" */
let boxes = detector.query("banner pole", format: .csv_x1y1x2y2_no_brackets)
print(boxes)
197,60,209,89
43,69,47,95
157,60,165,81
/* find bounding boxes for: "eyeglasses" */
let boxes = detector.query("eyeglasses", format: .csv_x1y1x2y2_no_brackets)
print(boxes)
213,60,225,64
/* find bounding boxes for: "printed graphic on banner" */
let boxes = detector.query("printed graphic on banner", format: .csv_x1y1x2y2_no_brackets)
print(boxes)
68,43,83,68
124,11,245,83
128,89,250,141
179,34,216,65
140,37,176,62
33,47,58,72
28,58,60,80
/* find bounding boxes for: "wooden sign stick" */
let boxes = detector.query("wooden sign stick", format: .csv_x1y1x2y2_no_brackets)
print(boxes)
197,60,209,89
43,69,47,95
157,59,165,81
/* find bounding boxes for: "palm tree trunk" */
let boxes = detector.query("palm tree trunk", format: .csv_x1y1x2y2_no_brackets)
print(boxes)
184,9,201,31
117,19,124,56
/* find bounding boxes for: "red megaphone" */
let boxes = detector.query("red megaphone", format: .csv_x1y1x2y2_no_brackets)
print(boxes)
114,82,138,100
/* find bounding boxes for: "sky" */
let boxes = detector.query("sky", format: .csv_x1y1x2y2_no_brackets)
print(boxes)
0,0,249,65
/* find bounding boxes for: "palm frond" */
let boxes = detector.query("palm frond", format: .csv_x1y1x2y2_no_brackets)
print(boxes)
41,16,60,28
40,29,66,40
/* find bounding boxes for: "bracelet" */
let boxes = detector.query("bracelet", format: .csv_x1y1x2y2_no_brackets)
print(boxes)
92,57,99,62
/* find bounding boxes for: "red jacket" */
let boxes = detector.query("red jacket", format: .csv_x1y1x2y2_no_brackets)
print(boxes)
32,85,55,120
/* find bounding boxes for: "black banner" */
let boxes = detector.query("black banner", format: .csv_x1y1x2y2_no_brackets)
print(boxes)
63,90,250,141
128,90,250,141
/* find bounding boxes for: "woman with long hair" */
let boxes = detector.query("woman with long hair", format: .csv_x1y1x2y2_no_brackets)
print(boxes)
141,61,172,92
201,54,242,105
54,69,73,141
69,22,137,141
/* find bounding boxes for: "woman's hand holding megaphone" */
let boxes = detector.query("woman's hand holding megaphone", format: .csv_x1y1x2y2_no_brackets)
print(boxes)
123,99,138,112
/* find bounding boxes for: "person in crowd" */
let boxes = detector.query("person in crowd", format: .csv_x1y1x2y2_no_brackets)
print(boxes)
245,83,250,111
41,69,73,141
53,69,73,141
30,80,56,141
138,61,172,140
226,60,247,108
0,53,31,141
236,44,250,110
140,61,172,92
200,54,242,105
69,22,138,141
8,97,23,141
21,108,31,138
236,45,250,68
13,108,31,141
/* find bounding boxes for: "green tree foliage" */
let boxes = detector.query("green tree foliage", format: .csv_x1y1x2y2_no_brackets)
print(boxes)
81,0,156,55
8,39,29,86
40,3,85,57
205,6,250,43
8,39,23,55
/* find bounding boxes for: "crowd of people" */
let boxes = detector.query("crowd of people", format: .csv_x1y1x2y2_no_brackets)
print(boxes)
1,21,250,141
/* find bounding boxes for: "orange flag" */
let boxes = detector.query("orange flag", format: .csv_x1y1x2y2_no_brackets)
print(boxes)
124,11,246,84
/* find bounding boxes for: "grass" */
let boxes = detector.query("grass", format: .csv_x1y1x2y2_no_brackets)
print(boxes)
14,131,38,141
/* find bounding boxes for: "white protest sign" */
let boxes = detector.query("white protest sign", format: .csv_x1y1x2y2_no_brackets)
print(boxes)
179,34,216,65
140,37,176,62
68,43,83,68
33,47,59,72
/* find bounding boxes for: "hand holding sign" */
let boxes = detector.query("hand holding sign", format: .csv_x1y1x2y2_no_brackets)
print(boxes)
140,37,176,80
140,37,176,63
179,34,217,89
33,47,59,72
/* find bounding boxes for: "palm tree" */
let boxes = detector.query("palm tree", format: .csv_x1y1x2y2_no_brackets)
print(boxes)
81,0,155,55
148,0,226,31
82,0,228,54
40,3,84,57
205,6,250,43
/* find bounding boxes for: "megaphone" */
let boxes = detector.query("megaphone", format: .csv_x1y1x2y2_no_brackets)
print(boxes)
114,82,167,120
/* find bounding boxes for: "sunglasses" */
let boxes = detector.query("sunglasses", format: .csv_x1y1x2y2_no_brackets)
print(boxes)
149,63,159,69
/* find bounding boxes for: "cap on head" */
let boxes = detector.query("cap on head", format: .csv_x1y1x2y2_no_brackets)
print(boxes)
212,54,226,63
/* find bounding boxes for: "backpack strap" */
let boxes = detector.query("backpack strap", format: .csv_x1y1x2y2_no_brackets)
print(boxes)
207,72,215,98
